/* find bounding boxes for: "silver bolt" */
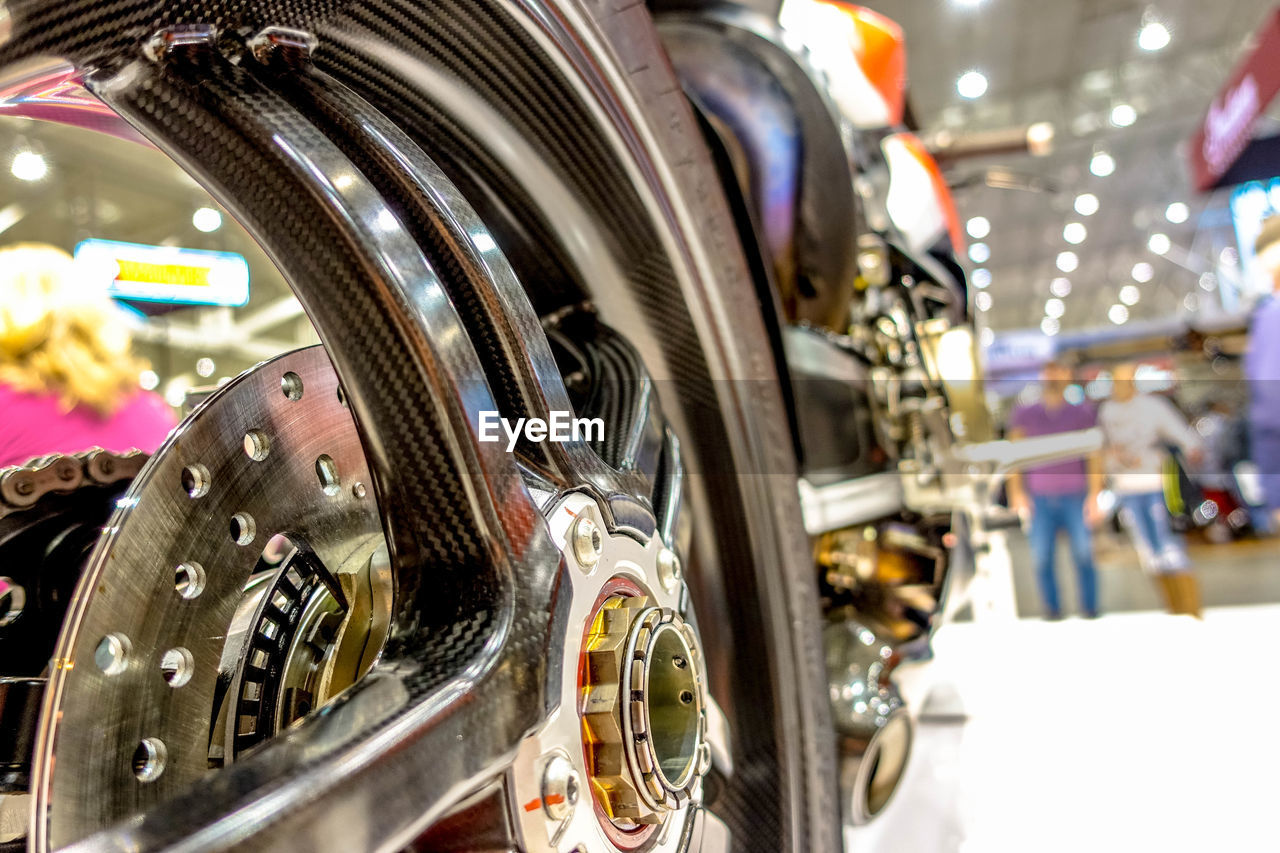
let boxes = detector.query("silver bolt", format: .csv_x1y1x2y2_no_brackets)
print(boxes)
657,548,682,592
571,516,602,570
540,754,580,821
352,482,367,499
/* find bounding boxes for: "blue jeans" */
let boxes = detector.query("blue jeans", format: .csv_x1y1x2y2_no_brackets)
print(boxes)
1117,492,1189,573
1029,492,1098,615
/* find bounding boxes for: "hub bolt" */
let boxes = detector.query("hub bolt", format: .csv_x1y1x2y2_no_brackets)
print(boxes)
657,548,682,592
571,516,603,570
541,754,580,821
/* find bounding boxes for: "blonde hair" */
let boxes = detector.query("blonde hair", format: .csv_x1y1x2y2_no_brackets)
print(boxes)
0,242,146,415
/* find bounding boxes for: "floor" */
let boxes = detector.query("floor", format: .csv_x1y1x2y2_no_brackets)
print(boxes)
846,531,1280,853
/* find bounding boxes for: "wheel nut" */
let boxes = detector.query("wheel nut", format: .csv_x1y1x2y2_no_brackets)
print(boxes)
657,548,682,592
541,754,580,821
572,516,603,570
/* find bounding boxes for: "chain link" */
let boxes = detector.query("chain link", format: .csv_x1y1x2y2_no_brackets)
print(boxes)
0,449,149,520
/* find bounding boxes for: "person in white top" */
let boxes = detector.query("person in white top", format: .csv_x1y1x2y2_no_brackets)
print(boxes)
1097,364,1203,617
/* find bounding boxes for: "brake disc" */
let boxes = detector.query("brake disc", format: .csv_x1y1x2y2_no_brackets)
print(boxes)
32,345,388,850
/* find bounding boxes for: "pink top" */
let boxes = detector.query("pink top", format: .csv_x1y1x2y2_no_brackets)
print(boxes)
0,384,177,468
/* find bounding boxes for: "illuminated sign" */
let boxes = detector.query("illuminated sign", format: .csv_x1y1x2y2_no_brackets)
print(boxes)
1229,177,1280,309
75,239,250,307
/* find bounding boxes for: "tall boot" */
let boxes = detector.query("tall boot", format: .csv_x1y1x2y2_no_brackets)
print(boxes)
1174,573,1203,619
1154,574,1179,614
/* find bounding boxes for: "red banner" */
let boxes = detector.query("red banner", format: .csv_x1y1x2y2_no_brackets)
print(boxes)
1189,7,1280,191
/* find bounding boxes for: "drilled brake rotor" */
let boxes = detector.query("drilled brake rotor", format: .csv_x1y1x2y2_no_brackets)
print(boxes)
32,345,386,850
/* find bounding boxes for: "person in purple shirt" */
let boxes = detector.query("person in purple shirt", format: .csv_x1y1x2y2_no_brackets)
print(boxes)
0,243,175,468
1246,217,1280,530
1006,361,1104,619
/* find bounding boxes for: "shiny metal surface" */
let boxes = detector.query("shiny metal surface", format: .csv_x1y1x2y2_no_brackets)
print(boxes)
823,620,912,826
34,345,384,846
798,473,906,534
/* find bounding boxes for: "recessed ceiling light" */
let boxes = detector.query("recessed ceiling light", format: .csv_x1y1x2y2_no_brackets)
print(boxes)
971,268,992,289
1108,303,1130,324
1165,202,1189,224
1040,317,1060,336
1056,250,1079,272
1074,193,1099,216
966,216,991,239
192,207,223,233
1110,103,1137,127
1090,151,1116,177
139,370,160,391
1138,21,1171,52
11,150,47,181
1045,298,1065,318
1132,262,1154,282
1026,122,1055,156
975,291,992,312
1199,273,1218,292
957,70,988,100
1063,222,1087,244
969,242,991,263
1119,284,1141,306
1148,232,1171,255
1183,293,1199,312
980,326,995,347
1050,277,1072,297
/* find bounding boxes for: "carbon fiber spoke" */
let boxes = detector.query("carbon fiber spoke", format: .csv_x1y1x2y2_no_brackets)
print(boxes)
39,40,567,852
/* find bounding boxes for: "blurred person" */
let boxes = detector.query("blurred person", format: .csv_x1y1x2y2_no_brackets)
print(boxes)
0,242,175,468
1098,364,1203,617
1246,216,1280,530
1006,361,1104,619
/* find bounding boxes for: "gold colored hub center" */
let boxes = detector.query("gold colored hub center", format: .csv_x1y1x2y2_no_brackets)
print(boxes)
580,593,708,826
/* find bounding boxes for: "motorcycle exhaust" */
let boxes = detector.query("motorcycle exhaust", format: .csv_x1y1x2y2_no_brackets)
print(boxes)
824,619,913,825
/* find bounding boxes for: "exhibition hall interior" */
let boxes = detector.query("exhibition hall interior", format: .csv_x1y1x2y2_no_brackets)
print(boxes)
0,1,1276,852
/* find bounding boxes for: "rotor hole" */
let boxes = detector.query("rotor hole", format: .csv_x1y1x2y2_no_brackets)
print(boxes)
132,738,167,783
315,454,340,496
230,512,257,546
259,619,280,641
181,463,211,498
281,372,304,401
174,562,206,600
243,680,261,701
679,690,695,706
0,577,26,627
94,633,131,676
249,648,269,670
271,590,291,612
672,655,687,670
243,430,271,462
160,647,194,687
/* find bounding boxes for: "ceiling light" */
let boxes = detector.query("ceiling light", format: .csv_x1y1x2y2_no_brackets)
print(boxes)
11,150,47,181
1026,122,1055,156
1056,250,1079,272
195,357,216,378
1132,262,1154,282
1119,284,1141,306
979,326,995,347
1108,303,1129,324
975,291,992,312
1199,273,1218,292
1063,222,1087,244
1183,293,1199,312
1050,277,1072,297
1089,151,1116,177
1074,193,1099,216
1164,202,1189,224
192,207,223,233
1045,298,1065,318
1040,317,1060,336
1148,232,1171,255
971,268,992,289
1138,21,1171,52
957,70,988,100
139,370,160,391
968,242,991,263
1110,103,1137,127
966,216,991,239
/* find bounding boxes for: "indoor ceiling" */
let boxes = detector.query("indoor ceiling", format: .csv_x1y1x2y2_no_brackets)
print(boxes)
867,0,1279,336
